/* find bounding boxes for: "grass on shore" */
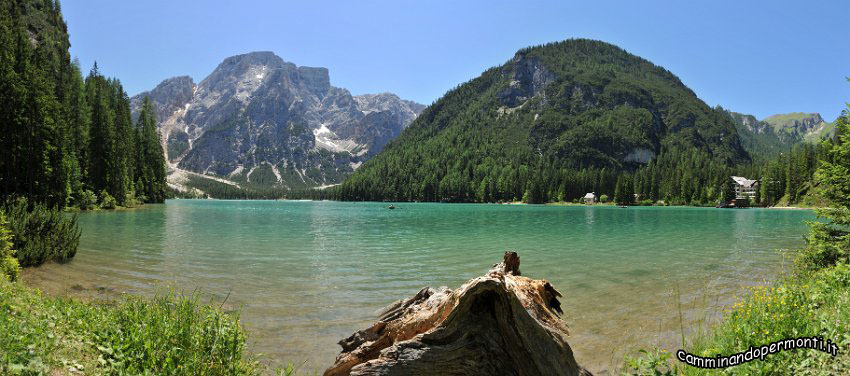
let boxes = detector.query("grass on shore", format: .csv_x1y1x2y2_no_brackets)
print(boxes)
625,238,850,375
0,278,272,375
625,263,850,375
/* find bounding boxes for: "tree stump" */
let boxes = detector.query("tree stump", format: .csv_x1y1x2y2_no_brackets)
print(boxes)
324,252,591,376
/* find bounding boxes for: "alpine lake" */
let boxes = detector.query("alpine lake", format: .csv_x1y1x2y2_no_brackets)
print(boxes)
22,200,814,373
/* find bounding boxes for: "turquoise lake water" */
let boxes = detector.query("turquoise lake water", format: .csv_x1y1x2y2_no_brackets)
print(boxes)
22,200,814,373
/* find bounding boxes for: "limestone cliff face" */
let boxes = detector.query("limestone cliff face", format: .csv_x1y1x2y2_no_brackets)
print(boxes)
763,112,825,133
130,51,424,189
762,112,833,143
497,55,555,108
728,112,771,135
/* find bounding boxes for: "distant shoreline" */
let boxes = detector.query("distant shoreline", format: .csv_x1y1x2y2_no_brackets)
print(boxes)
767,206,816,210
165,198,822,210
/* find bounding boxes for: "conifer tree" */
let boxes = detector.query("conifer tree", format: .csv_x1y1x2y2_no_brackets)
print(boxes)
86,65,117,196
135,96,167,202
800,106,850,268
721,177,736,204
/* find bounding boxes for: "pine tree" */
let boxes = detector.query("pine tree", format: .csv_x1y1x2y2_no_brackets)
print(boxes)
86,67,116,195
799,105,850,268
721,177,736,204
136,96,167,202
613,175,634,205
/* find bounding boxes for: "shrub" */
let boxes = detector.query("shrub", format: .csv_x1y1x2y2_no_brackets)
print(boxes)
1,197,80,267
77,189,98,210
599,194,609,203
0,213,18,282
123,191,140,208
99,190,117,209
796,221,850,271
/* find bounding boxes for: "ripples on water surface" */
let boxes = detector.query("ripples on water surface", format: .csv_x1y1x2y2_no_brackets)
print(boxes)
23,200,813,373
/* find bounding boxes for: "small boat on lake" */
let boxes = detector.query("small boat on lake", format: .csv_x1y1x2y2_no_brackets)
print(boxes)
387,204,396,210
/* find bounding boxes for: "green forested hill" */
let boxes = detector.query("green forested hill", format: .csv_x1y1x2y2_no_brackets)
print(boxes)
337,39,751,203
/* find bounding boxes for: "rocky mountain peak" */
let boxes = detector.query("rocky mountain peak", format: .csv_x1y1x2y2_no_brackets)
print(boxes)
219,51,284,67
762,112,832,142
763,112,824,132
130,52,425,193
130,76,195,124
727,110,835,156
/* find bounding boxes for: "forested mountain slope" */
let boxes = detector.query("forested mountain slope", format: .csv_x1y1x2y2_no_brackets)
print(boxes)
337,39,751,202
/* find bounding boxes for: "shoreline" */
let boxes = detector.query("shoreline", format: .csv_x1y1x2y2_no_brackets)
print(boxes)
168,197,823,210
765,206,816,210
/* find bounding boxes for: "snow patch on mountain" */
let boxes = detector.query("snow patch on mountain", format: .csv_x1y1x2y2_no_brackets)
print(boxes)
130,51,424,191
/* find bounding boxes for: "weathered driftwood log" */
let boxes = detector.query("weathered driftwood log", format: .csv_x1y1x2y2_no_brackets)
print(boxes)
325,252,591,376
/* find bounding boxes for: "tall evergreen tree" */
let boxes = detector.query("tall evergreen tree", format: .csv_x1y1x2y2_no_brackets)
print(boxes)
800,106,850,268
135,96,167,202
85,65,116,197
721,177,736,204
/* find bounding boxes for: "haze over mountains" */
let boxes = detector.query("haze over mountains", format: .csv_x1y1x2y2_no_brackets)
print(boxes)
130,51,424,194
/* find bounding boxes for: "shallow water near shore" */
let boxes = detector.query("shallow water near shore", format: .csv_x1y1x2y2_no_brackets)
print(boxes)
22,200,813,373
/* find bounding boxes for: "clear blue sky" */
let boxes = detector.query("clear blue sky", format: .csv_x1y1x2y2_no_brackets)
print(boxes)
63,0,849,120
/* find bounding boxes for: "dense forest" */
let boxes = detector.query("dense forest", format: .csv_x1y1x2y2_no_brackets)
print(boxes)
0,0,167,270
326,140,827,207
0,0,166,210
331,40,834,207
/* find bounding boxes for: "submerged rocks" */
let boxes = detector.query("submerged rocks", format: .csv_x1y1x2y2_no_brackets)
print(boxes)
325,252,591,376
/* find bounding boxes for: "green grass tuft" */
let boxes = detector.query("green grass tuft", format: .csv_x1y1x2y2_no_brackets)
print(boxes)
0,279,263,375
